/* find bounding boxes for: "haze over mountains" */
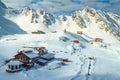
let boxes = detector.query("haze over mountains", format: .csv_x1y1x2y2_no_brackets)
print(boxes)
2,0,120,16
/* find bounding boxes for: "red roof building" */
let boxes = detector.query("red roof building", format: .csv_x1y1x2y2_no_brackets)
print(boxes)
72,40,79,43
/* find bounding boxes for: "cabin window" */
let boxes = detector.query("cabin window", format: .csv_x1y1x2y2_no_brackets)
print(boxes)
20,57,25,61
11,65,14,70
8,65,11,69
19,65,21,68
20,55,22,60
21,57,23,61
15,65,18,69
25,58,27,61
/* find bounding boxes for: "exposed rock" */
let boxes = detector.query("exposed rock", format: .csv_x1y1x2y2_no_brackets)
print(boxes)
60,15,67,21
43,13,56,25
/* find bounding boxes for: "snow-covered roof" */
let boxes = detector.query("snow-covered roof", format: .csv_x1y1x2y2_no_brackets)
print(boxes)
23,51,39,58
41,53,54,59
38,59,48,63
19,48,35,51
19,48,33,51
8,60,23,65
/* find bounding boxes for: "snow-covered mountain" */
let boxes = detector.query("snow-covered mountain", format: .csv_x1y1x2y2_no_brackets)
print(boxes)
71,7,120,41
0,1,26,37
1,1,120,80
1,0,120,43
6,7,60,33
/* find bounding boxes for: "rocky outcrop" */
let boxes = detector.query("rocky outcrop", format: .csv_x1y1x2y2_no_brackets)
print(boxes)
59,15,67,21
72,12,87,28
43,13,56,25
21,7,56,25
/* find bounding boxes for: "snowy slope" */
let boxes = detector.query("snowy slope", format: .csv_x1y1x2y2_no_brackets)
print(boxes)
69,7,120,43
0,1,26,37
0,1,120,80
0,33,120,80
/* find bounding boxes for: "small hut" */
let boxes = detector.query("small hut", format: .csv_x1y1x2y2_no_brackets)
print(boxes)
77,31,83,35
89,38,103,44
32,30,45,34
72,39,79,44
94,38,103,42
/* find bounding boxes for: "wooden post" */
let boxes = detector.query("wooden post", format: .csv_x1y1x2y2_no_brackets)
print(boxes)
88,59,91,75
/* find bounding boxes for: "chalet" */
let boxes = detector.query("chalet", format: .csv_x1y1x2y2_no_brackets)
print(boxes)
14,50,40,64
14,47,48,65
6,47,51,72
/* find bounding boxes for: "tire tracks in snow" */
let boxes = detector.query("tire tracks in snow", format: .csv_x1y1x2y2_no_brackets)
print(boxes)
71,56,96,80
71,56,87,80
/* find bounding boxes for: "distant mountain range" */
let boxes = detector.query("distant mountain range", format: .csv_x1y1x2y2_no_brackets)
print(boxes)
0,0,120,42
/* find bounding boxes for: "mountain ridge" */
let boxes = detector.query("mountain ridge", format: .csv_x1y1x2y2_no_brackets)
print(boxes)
1,1,120,42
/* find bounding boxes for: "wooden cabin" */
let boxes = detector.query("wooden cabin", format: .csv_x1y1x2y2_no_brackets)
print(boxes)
14,47,48,63
6,47,53,72
89,38,103,44
77,31,83,35
14,50,40,63
94,38,103,42
32,30,45,34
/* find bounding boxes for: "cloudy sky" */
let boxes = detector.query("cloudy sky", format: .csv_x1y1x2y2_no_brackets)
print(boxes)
2,0,120,15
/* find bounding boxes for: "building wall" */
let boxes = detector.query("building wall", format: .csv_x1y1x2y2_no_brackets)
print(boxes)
14,53,30,63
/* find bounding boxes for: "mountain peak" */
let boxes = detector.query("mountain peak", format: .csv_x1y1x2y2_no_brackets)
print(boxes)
2,6,120,42
21,7,56,25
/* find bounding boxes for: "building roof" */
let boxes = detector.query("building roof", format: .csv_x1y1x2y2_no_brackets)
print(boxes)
72,40,79,43
8,60,23,65
23,51,39,58
19,47,38,52
37,59,48,63
41,53,54,59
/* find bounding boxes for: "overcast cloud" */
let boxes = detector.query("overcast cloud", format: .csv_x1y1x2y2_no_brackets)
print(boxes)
2,0,120,15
